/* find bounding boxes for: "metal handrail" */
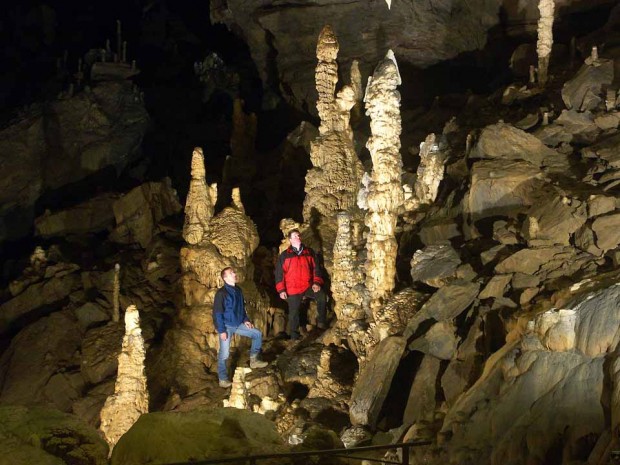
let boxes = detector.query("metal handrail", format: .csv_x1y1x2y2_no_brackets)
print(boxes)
164,440,432,465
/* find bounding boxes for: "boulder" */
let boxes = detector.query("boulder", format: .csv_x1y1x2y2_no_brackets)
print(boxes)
34,194,117,238
403,355,441,425
410,245,461,288
350,336,405,427
409,321,458,360
0,405,108,465
111,408,286,465
109,180,182,248
0,311,84,412
0,271,81,334
479,274,512,299
470,123,565,169
592,212,620,252
405,280,480,337
466,159,543,223
520,189,587,246
562,60,614,111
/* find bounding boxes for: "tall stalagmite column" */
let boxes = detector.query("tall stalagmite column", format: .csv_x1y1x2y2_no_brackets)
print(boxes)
364,50,404,315
302,25,364,270
100,305,148,452
537,0,554,86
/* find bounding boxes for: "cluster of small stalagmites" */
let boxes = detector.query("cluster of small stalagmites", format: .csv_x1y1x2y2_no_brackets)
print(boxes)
363,50,404,315
99,305,148,452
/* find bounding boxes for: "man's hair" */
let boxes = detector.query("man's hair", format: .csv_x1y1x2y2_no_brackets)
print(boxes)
220,267,234,280
288,229,301,239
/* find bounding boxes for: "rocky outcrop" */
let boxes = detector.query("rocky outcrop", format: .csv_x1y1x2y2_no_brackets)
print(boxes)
0,80,148,242
0,405,108,464
100,305,149,452
111,408,287,465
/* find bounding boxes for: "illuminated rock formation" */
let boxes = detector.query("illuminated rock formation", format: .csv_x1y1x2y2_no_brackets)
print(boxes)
224,367,252,410
404,133,446,211
112,263,120,323
183,147,217,246
330,211,367,339
537,0,555,86
99,305,148,452
363,50,404,314
147,148,264,401
303,25,364,268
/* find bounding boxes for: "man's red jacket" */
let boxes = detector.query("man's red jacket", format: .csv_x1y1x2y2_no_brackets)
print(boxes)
275,245,324,295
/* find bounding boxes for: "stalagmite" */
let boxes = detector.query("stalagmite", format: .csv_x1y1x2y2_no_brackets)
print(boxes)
331,212,366,333
112,263,120,323
157,147,264,397
99,305,148,453
302,25,364,271
536,0,554,86
224,367,252,410
363,50,404,314
403,133,445,211
183,147,217,245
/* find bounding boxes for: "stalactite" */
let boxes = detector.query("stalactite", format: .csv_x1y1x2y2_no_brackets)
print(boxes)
99,305,148,453
363,50,404,315
537,0,554,86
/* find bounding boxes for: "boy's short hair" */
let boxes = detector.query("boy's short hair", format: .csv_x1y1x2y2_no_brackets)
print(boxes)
221,267,233,280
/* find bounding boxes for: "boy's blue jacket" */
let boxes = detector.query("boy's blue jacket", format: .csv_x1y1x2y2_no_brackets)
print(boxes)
212,283,249,333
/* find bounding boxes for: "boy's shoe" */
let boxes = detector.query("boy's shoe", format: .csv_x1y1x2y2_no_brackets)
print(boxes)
219,379,232,388
250,357,268,369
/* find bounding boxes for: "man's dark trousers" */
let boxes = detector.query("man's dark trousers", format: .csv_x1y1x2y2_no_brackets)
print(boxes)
286,287,327,339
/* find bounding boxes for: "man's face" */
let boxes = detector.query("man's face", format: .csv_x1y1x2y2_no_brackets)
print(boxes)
223,269,237,285
289,232,301,248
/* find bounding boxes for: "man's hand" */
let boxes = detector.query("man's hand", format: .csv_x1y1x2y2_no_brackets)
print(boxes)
279,291,288,300
312,284,321,293
244,321,254,329
220,332,228,341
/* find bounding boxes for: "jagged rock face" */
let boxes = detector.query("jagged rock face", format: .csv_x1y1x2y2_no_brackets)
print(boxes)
0,311,84,412
0,80,148,242
437,282,620,464
211,0,607,111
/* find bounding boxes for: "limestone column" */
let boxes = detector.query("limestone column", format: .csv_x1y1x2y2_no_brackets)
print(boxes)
363,50,404,315
537,0,554,86
302,25,364,272
331,211,366,333
99,305,148,452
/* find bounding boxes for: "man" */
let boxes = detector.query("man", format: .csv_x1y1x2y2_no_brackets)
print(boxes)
275,229,327,340
213,267,268,388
